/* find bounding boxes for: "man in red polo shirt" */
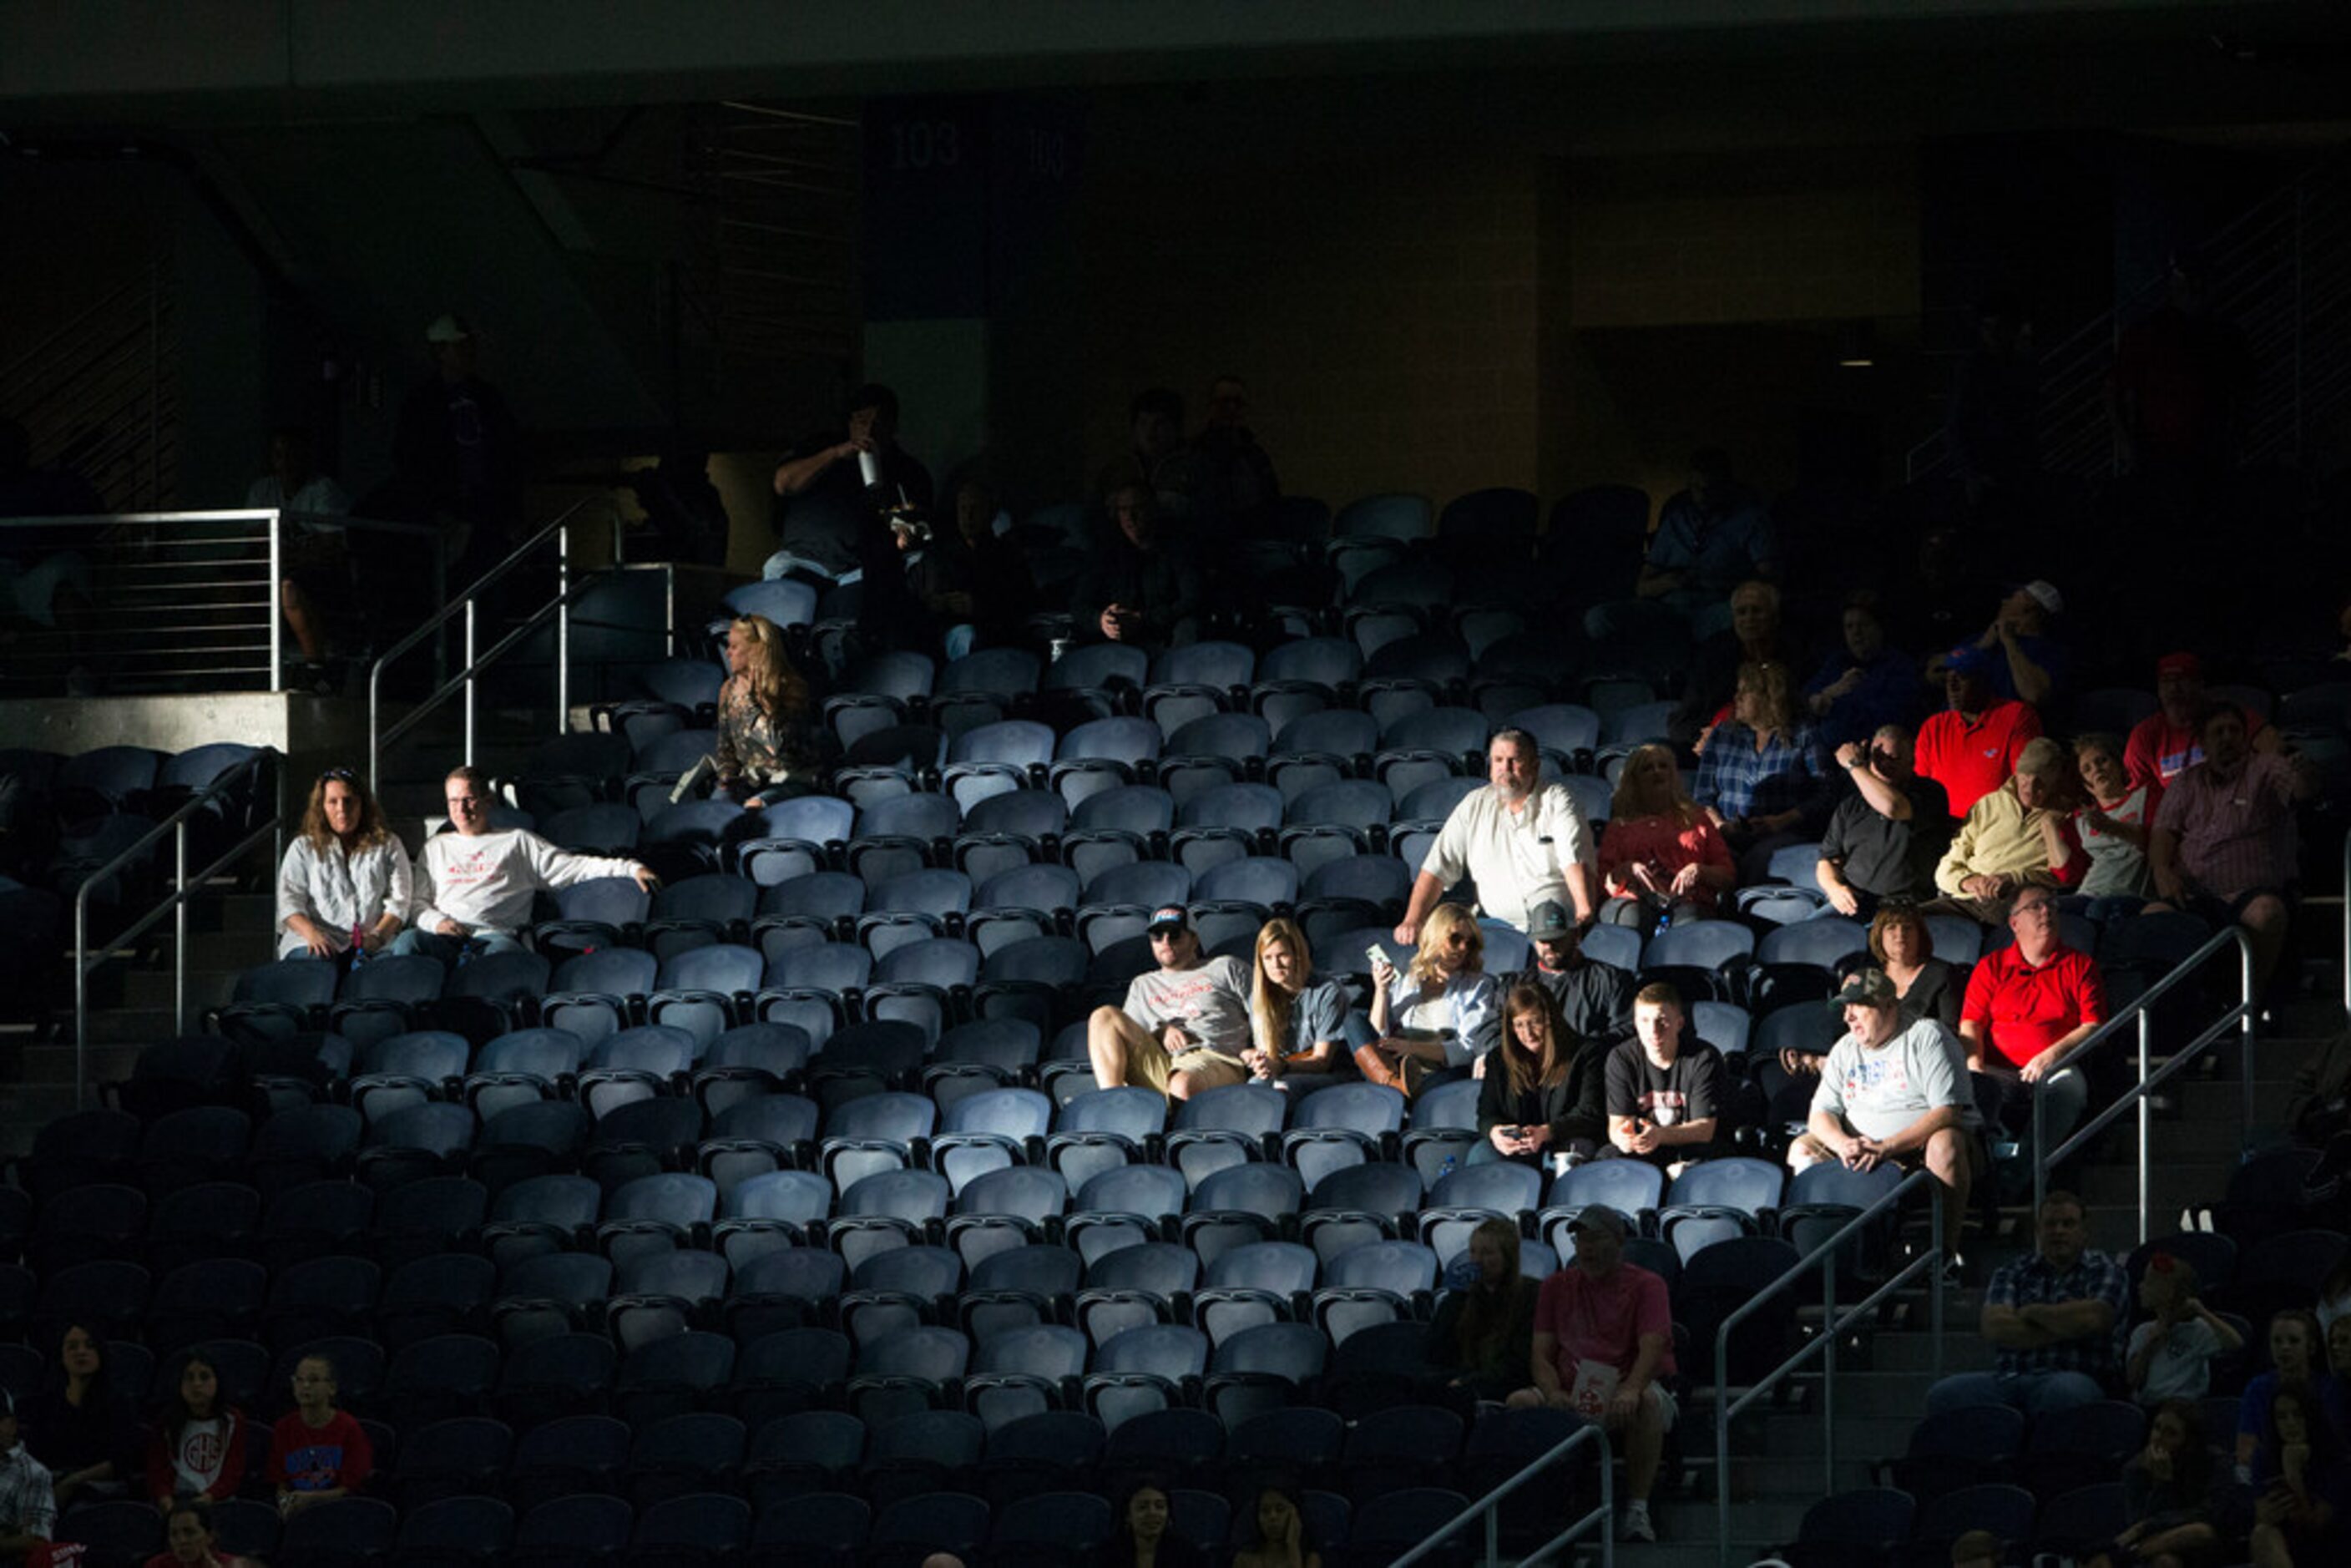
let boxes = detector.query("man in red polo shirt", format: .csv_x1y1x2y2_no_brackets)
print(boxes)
1960,885,2106,1149
1509,1206,1675,1542
1916,645,2043,820
2125,652,2279,795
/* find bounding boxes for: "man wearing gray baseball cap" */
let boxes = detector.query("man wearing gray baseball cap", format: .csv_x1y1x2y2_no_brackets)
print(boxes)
1788,966,1982,1277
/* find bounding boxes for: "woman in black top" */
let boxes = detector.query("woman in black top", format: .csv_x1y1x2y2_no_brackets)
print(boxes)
1475,984,1607,1168
1425,1215,1540,1407
1100,1476,1206,1568
23,1322,139,1511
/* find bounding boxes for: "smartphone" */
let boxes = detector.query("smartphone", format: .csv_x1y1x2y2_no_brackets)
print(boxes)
1366,944,1389,969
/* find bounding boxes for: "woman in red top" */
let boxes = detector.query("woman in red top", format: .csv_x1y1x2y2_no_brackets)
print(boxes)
1598,744,1736,929
144,1353,249,1507
143,1497,259,1568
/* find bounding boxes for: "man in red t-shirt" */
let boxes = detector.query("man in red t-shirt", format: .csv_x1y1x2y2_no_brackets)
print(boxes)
1509,1206,1675,1542
1916,645,2043,821
1960,887,2106,1149
2123,651,2278,795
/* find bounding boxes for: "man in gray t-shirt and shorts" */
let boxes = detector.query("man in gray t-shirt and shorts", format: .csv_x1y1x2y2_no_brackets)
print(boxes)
1086,904,1254,1100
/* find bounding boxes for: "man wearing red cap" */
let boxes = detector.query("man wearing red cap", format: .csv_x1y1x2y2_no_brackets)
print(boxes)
2124,653,2278,794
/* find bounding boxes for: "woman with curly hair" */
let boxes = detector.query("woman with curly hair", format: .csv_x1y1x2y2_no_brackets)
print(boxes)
274,767,409,960
1693,658,1833,885
1359,902,1499,1094
1598,742,1735,928
713,612,822,808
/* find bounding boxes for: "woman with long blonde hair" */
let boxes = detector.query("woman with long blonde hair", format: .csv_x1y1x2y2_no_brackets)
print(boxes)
1599,742,1735,928
1242,918,1349,1085
713,612,821,807
274,767,409,961
1358,902,1499,1094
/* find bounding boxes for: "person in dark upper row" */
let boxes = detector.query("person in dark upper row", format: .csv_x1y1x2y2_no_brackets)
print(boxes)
1636,447,1777,611
1188,375,1281,531
1095,387,1204,524
1072,483,1203,649
1948,578,2068,712
908,477,1037,654
2149,701,2319,1000
1672,579,1802,754
1804,590,1922,750
1816,726,1952,919
769,382,933,579
389,313,525,588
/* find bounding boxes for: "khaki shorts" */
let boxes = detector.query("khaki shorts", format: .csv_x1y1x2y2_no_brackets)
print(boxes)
1790,1127,1987,1179
1126,1038,1247,1096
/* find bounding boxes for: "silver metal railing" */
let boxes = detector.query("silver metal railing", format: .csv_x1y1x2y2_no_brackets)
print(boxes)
1714,1167,1946,1568
2030,926,2259,1240
1391,1418,1614,1568
367,498,616,782
0,509,442,692
71,747,281,1107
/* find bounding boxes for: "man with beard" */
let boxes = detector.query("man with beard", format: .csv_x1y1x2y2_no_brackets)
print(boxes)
1395,728,1599,942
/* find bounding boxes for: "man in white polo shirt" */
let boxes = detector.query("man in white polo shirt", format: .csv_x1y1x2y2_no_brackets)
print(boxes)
1394,727,1598,943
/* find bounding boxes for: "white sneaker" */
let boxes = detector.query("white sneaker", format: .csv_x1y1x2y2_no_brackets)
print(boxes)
1621,1501,1656,1543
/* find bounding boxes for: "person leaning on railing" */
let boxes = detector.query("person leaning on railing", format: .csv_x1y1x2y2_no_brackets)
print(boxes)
275,768,409,962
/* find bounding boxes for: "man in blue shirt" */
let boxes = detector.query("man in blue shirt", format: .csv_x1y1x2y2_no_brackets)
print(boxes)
1636,448,1777,611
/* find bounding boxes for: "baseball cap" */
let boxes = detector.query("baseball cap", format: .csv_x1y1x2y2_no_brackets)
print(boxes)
2020,579,2064,615
1828,967,1898,1010
424,313,472,344
1146,905,1191,936
1567,1206,1629,1240
2156,651,2202,680
1526,899,1575,942
1944,643,1998,678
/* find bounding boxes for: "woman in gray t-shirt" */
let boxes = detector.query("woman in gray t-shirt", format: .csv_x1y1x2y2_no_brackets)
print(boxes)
1241,918,1350,1088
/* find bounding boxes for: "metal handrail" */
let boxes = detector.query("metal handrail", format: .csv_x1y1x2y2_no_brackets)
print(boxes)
367,498,613,781
2030,926,2259,1237
1390,1417,1613,1568
71,747,281,1108
1714,1167,1945,1568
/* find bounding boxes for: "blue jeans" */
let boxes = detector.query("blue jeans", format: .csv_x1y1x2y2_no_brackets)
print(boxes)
389,928,526,964
1924,1368,2105,1419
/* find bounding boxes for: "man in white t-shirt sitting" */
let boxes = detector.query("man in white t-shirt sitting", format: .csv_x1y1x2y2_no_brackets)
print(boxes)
392,765,657,962
1085,904,1254,1100
1394,727,1598,942
1788,966,1981,1275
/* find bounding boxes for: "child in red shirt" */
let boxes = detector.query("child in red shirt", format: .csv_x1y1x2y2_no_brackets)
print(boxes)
264,1354,371,1516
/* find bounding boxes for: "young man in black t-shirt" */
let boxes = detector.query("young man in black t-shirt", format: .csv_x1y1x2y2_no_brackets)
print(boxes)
1604,982,1736,1176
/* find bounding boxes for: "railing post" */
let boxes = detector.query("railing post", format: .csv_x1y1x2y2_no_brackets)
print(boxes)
1930,1176,1945,1378
2242,930,2258,1160
173,821,188,1034
268,511,283,689
558,522,572,736
73,898,88,1112
1823,1248,1838,1495
2137,1012,2152,1247
464,598,478,766
2032,1084,2047,1218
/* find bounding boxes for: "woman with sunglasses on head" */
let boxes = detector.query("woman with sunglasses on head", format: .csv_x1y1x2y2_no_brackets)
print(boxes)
1359,902,1499,1094
274,767,409,961
714,612,822,808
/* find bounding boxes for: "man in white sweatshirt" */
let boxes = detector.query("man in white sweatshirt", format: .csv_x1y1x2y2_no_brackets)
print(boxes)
392,765,657,960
